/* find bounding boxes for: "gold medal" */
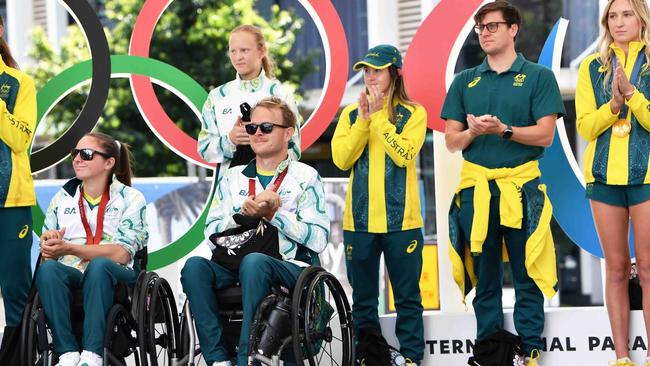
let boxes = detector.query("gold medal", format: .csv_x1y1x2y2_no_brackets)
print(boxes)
612,119,631,138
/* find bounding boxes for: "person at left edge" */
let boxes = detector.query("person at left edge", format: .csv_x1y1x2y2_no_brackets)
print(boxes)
0,14,37,363
36,133,148,366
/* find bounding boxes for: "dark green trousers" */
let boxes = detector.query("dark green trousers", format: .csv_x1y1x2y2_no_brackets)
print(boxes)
35,258,136,355
344,228,424,363
0,207,32,327
181,253,303,366
458,182,545,354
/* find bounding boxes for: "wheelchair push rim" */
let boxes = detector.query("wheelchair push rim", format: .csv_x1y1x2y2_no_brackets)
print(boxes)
21,293,56,366
138,272,180,366
292,267,354,366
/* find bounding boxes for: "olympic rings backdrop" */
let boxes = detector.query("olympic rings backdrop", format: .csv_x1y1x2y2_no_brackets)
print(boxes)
31,0,608,270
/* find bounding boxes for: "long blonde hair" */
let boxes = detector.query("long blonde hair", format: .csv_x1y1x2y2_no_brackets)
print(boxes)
597,0,650,88
231,25,275,79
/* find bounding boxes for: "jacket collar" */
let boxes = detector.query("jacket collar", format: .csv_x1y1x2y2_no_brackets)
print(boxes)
236,69,267,93
241,156,291,179
477,53,526,74
62,175,124,198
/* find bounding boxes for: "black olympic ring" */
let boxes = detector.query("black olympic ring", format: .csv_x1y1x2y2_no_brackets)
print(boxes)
30,0,111,173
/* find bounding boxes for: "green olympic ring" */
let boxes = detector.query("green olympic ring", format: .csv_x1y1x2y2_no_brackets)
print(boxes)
33,55,210,270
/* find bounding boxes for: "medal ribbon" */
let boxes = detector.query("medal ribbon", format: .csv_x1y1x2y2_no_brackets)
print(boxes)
78,186,110,245
248,167,288,197
612,50,646,120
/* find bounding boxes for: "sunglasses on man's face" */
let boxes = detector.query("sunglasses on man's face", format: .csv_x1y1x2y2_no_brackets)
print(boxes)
244,122,289,135
70,148,110,161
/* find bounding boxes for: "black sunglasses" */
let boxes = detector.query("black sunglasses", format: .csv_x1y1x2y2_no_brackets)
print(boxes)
70,148,110,161
244,122,289,135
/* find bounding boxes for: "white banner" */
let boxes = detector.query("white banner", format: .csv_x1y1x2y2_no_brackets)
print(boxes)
380,307,648,365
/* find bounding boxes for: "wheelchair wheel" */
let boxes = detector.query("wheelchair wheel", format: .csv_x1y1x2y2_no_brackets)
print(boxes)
178,299,205,366
104,303,140,366
138,273,180,366
21,293,56,366
292,267,354,366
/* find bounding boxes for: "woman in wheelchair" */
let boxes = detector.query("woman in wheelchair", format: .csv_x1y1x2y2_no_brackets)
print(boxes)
36,132,148,366
181,97,330,366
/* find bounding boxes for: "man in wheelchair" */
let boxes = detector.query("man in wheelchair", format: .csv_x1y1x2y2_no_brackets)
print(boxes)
35,133,148,366
181,96,330,366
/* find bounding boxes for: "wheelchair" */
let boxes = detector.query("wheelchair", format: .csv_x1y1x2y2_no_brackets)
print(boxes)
19,249,180,366
178,264,354,366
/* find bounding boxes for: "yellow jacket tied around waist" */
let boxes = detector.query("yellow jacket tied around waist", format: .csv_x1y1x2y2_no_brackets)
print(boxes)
448,160,558,300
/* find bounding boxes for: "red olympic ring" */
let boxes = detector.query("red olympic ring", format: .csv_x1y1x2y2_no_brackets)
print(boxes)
129,0,348,167
403,0,486,132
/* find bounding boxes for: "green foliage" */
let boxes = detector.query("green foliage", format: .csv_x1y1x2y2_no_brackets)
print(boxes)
29,0,316,177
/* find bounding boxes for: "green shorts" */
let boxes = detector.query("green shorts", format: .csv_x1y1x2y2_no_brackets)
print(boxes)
586,182,650,207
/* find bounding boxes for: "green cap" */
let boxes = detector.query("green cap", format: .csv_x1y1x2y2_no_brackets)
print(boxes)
353,44,402,71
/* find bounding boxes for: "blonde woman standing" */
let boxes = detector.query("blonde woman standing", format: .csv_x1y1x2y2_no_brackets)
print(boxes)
576,0,650,365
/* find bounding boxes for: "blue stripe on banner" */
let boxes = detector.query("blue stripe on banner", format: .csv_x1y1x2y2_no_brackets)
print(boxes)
537,19,605,257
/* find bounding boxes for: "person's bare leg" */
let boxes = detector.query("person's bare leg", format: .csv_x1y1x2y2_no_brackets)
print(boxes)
591,200,631,359
629,199,650,359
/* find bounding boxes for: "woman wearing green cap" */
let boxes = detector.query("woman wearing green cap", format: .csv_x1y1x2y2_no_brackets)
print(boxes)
332,44,427,366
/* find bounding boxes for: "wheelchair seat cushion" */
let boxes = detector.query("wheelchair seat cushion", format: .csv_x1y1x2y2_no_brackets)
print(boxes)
215,285,243,308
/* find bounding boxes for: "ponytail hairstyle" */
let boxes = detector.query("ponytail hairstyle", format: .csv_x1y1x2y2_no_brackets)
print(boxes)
85,132,134,186
0,16,18,69
231,25,275,78
385,65,417,124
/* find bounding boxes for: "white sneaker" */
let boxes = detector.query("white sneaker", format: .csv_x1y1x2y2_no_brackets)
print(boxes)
55,352,80,366
212,361,232,366
77,350,103,366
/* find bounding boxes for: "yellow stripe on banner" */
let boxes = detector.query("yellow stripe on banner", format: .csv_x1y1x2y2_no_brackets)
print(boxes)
388,244,440,311
606,131,629,184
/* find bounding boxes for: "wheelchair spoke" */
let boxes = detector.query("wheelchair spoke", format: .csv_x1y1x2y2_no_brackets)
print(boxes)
330,334,343,342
